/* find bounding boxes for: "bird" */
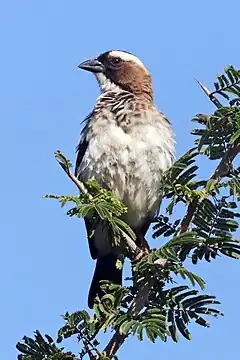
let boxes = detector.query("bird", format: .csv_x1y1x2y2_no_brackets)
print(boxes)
75,50,175,308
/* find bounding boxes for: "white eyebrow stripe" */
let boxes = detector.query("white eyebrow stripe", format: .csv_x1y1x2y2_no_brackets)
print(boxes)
109,51,146,69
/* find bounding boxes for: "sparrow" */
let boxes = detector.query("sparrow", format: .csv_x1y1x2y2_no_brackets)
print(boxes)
75,50,175,308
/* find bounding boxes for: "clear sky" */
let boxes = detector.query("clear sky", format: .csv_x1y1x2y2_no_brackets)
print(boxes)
1,0,240,358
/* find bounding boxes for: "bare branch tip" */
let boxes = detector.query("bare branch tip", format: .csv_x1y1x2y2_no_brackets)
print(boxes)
195,79,211,96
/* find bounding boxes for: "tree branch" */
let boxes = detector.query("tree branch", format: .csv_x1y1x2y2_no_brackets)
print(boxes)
55,150,144,259
103,279,154,358
55,152,152,359
179,198,199,234
55,132,240,358
179,80,240,235
211,144,240,182
195,79,223,108
103,257,169,359
119,229,145,260
179,144,240,234
55,150,91,197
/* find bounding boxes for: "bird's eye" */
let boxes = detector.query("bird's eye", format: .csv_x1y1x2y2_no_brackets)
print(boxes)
110,57,122,66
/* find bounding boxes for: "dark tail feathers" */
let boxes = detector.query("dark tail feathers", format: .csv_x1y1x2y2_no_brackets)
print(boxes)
88,254,122,309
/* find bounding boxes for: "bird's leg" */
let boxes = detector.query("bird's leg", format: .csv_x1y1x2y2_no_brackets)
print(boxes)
127,230,148,262
135,230,150,256
133,248,145,261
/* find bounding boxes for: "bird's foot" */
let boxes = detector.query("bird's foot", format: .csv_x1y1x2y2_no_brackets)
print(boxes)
142,242,150,255
134,249,145,261
131,231,150,261
136,231,150,254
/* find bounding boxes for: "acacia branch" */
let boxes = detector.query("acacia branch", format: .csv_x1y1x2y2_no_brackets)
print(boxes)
179,144,240,234
56,151,152,358
179,80,240,234
103,278,154,358
55,150,91,197
55,150,143,258
103,257,169,358
119,229,145,260
196,79,223,108
211,144,240,182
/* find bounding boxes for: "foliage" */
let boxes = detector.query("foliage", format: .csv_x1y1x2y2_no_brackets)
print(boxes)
17,66,240,359
44,177,136,248
16,331,76,360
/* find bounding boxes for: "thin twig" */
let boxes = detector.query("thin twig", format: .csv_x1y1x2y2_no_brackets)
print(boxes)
195,79,223,108
119,229,144,260
56,158,91,197
55,151,143,258
179,198,199,234
103,332,126,358
130,279,154,315
81,332,103,360
211,144,240,182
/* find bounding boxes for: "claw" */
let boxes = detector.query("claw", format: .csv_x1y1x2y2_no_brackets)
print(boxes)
134,249,145,261
135,230,150,254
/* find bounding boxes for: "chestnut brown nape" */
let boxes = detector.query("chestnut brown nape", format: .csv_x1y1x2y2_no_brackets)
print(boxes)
109,61,154,101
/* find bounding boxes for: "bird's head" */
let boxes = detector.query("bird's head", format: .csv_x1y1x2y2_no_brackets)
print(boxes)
78,50,153,101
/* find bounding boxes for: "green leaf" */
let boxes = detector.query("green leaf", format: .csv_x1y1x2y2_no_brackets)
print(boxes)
175,315,191,340
165,232,202,248
230,129,240,144
220,247,240,259
55,150,72,169
168,322,179,343
182,295,218,309
174,290,199,303
178,268,206,290
145,326,157,343
119,320,138,335
137,325,144,341
194,308,223,317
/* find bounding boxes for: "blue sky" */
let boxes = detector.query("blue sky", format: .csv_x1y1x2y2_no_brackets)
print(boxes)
1,0,240,358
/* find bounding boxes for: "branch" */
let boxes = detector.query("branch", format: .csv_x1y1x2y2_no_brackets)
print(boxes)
103,258,169,358
55,150,90,197
55,150,171,358
103,279,154,358
55,151,149,358
179,197,198,234
179,144,240,234
211,144,240,182
55,150,143,259
119,229,145,260
179,80,240,235
196,79,223,108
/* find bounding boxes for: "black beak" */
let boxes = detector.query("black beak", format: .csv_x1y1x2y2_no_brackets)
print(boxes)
78,58,104,73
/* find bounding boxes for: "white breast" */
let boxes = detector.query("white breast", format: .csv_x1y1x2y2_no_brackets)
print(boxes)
78,108,175,229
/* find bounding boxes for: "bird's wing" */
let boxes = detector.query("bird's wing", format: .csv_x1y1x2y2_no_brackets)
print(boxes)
74,112,92,177
75,112,99,260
